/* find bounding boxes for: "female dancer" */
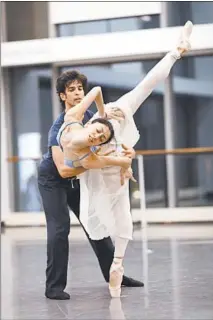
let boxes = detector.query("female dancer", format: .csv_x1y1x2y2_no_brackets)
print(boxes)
59,21,193,297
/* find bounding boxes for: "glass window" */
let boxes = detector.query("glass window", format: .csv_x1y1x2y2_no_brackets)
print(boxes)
8,67,53,212
73,20,108,36
61,60,166,208
57,23,74,37
139,14,160,29
57,20,108,37
57,14,160,37
167,2,213,26
190,2,213,24
172,55,213,206
109,17,139,32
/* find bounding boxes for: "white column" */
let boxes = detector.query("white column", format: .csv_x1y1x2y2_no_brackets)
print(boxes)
163,78,178,207
47,3,61,120
47,2,57,38
1,2,7,42
160,2,178,207
1,71,11,221
51,66,61,121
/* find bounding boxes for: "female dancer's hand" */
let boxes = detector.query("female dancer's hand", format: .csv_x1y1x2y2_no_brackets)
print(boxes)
120,167,137,186
105,107,125,121
117,156,132,170
121,144,136,159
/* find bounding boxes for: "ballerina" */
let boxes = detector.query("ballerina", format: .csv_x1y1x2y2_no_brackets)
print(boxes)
58,21,193,297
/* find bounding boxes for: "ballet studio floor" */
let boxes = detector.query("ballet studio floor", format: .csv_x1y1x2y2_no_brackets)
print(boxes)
1,223,213,320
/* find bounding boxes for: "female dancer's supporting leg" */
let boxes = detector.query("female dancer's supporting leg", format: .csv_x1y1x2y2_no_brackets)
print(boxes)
109,189,133,297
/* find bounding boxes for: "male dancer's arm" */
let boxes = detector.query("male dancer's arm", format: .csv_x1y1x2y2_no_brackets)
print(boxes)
52,144,133,176
52,146,87,178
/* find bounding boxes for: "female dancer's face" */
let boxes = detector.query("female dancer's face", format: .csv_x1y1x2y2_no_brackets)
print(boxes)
84,122,111,146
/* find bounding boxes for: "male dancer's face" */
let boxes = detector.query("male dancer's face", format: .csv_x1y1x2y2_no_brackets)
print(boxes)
60,80,85,109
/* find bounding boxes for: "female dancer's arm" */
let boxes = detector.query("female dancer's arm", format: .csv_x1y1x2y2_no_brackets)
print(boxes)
80,152,132,170
64,86,105,122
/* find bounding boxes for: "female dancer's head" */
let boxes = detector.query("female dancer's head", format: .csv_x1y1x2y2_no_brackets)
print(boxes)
89,118,114,146
73,118,115,147
56,70,88,110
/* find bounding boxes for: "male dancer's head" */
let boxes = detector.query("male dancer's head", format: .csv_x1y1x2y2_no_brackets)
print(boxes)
56,70,88,112
56,70,115,146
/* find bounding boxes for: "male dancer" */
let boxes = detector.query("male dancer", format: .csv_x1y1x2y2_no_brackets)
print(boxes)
38,71,143,300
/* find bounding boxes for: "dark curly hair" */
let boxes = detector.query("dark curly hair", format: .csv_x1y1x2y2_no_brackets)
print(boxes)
56,70,88,110
91,118,115,145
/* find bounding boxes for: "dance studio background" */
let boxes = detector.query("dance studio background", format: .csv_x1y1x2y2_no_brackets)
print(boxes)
1,1,213,226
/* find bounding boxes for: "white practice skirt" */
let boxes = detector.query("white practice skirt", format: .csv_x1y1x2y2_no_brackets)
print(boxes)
79,103,140,240
79,51,178,239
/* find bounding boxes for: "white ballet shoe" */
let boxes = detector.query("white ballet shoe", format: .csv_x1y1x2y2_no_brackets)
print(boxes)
109,261,124,298
176,20,193,56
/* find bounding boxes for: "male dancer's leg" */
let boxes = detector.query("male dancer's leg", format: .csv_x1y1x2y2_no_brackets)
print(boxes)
38,182,71,300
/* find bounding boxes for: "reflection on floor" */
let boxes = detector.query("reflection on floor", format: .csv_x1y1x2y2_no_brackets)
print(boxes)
1,224,213,320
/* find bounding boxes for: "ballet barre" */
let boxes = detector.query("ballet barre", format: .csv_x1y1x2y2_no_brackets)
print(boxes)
6,146,213,163
136,146,213,156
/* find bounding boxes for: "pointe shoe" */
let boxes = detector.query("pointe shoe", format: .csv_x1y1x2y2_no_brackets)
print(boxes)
176,20,193,56
109,262,124,298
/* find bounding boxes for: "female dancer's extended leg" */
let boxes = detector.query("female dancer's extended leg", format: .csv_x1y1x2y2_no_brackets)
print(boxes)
109,21,193,298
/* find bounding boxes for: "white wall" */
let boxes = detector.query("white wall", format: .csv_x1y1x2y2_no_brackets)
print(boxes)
49,2,161,25
2,24,213,67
